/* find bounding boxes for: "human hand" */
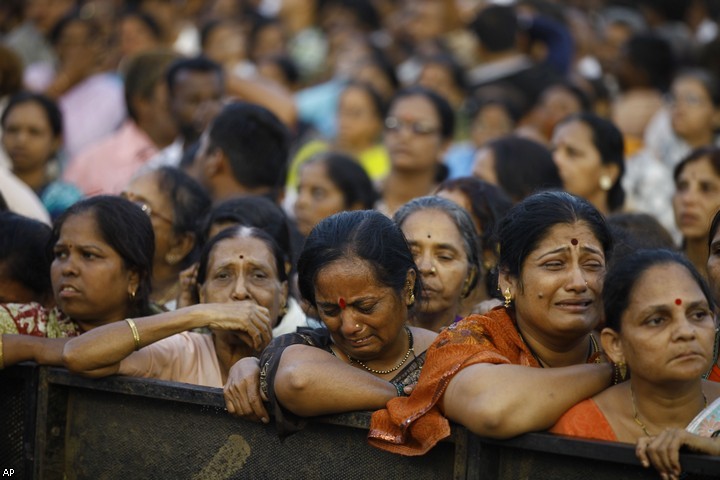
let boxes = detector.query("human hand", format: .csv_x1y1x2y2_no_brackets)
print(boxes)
636,429,720,480
177,263,199,308
224,357,269,423
199,302,272,351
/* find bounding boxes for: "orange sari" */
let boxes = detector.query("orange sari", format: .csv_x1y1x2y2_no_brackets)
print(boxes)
549,399,617,441
369,307,540,455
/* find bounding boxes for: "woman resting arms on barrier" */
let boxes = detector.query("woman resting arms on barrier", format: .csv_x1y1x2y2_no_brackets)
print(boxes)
1,196,156,369
224,210,437,433
394,196,482,332
369,191,613,455
62,226,284,387
551,249,720,479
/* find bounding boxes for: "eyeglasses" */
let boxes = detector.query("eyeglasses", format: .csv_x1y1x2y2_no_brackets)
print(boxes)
384,117,440,135
137,202,174,225
665,93,709,108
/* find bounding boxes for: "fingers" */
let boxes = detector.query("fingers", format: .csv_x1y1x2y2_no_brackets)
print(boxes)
223,358,269,423
638,430,685,480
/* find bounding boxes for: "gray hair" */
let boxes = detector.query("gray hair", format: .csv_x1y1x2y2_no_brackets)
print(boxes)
394,196,482,295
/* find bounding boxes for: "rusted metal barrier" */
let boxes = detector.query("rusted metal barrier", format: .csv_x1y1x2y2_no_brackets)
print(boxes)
2,364,719,479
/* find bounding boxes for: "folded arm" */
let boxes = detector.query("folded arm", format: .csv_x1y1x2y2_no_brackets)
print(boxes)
274,344,397,416
2,334,69,368
62,302,271,377
442,362,612,438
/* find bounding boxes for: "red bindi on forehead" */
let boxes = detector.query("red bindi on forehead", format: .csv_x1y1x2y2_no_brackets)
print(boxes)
675,298,682,306
571,238,578,246
338,297,346,309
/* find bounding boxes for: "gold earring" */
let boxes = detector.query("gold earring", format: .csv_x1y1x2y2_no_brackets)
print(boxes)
461,277,471,298
129,290,136,300
503,288,512,308
165,253,179,265
599,174,612,191
406,279,415,306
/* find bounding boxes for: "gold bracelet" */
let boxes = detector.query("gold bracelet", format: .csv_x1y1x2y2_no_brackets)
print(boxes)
125,319,141,351
0,334,4,370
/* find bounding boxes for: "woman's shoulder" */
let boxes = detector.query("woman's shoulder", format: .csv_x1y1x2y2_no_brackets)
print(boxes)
408,326,438,354
550,398,617,441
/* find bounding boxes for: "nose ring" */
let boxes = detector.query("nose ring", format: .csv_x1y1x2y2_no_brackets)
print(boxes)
355,323,360,328
430,266,437,274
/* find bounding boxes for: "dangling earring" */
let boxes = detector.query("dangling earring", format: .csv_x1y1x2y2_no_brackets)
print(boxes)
503,288,512,308
599,174,613,191
129,289,136,300
406,279,415,306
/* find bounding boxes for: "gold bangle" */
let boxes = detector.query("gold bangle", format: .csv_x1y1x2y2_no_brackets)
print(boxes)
125,319,140,351
0,334,4,370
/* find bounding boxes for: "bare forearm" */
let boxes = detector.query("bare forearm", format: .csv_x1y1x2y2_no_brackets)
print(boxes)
62,306,206,373
2,334,68,367
443,362,612,438
274,345,396,416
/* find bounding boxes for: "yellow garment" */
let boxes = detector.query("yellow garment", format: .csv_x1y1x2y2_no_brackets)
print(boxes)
287,140,390,187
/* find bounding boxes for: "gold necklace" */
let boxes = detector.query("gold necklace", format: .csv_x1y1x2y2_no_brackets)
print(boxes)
631,384,708,437
348,327,414,375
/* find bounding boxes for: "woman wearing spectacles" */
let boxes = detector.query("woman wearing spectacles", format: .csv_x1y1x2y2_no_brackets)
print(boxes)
377,86,455,217
122,167,211,310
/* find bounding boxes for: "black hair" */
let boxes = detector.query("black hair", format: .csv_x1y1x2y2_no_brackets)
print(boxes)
0,45,23,98
709,209,720,253
420,53,468,95
260,55,301,86
469,5,518,53
123,49,177,122
485,135,562,203
297,210,421,307
318,0,381,31
121,9,162,41
542,82,592,112
557,112,626,212
672,68,720,107
624,33,675,92
0,212,52,300
197,225,288,285
394,196,481,296
153,167,211,267
49,196,155,317
435,177,513,295
203,195,292,269
342,81,387,121
207,101,290,201
2,92,63,137
389,86,455,141
498,191,612,277
603,249,715,332
247,15,284,61
304,152,379,209
49,10,102,46
361,47,400,94
674,145,720,182
607,212,676,263
166,56,224,94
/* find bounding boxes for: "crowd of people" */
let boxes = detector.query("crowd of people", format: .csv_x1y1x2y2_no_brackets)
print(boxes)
2,0,720,478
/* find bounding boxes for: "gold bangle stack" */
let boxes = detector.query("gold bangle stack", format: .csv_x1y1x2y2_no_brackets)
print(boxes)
125,319,141,351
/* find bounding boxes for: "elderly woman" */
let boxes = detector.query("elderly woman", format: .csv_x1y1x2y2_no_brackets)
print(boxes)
394,196,481,332
223,210,437,432
1,195,155,367
551,249,720,480
62,226,286,387
370,191,613,455
552,112,625,216
434,177,513,314
673,146,720,277
122,166,211,310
